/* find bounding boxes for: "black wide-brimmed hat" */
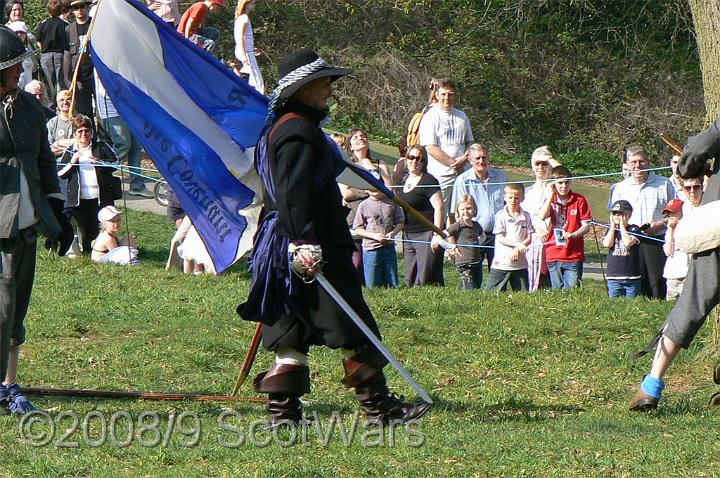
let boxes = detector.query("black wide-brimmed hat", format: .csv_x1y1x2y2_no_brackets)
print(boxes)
267,48,352,113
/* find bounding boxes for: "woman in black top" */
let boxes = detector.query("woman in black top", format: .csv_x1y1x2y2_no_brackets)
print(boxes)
396,145,445,286
58,115,118,254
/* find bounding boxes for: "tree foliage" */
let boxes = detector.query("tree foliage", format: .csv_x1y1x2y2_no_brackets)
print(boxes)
238,0,702,160
21,0,705,161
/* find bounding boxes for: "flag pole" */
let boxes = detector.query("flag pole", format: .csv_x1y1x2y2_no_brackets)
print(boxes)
230,323,263,395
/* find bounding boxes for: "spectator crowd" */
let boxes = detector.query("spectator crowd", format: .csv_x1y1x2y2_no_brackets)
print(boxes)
337,78,701,301
3,0,703,298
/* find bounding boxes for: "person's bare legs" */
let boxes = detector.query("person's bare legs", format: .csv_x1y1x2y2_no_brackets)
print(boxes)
630,329,681,411
2,345,19,386
649,334,681,380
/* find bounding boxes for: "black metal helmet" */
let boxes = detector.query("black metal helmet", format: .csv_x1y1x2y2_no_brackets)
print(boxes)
0,26,32,72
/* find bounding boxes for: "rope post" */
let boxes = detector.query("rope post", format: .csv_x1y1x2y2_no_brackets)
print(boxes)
591,223,608,294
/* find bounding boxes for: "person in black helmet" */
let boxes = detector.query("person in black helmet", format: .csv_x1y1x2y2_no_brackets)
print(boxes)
238,48,431,427
0,25,73,415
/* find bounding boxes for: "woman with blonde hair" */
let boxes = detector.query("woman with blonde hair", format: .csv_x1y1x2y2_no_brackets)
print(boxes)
233,0,264,94
521,145,560,291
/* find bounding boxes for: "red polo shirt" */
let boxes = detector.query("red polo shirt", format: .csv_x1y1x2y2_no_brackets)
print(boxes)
546,191,592,263
177,2,208,37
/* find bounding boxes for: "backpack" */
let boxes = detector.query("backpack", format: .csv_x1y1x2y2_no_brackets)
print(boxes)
406,108,426,147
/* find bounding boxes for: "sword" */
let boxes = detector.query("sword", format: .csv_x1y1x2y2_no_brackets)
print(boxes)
315,273,433,404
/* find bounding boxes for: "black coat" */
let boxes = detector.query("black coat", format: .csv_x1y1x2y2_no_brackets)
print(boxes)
58,140,117,207
0,90,62,239
239,101,380,352
267,101,353,249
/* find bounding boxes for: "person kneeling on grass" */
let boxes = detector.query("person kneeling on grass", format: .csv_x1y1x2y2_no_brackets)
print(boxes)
351,182,404,288
602,200,642,299
485,183,534,292
91,206,138,265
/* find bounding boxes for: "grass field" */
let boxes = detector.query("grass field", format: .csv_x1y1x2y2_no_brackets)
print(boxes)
2,210,719,477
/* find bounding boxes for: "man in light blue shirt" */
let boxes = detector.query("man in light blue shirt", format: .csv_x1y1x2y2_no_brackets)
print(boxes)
608,146,675,298
450,143,508,277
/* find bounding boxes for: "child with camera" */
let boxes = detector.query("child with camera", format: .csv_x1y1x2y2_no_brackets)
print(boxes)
539,166,593,290
602,200,642,298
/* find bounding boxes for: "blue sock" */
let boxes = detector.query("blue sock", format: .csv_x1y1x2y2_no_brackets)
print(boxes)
641,374,665,399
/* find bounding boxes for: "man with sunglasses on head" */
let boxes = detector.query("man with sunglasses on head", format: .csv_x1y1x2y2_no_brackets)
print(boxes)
418,78,474,222
608,146,675,299
62,0,94,118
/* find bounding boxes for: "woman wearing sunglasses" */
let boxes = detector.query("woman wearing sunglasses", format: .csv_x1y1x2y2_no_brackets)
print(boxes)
396,144,445,286
521,146,560,291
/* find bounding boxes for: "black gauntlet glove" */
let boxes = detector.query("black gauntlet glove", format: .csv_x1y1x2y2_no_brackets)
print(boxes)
679,119,720,179
44,197,74,256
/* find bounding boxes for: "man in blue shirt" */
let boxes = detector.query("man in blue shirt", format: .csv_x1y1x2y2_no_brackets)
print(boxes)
450,143,508,282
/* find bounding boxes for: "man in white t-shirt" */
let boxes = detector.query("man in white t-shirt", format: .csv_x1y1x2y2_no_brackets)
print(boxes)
418,78,474,218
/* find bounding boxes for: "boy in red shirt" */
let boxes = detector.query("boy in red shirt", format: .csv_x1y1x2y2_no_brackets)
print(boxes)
177,0,224,58
539,166,592,289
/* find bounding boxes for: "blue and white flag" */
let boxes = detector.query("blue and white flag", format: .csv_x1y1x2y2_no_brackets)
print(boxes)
91,0,268,273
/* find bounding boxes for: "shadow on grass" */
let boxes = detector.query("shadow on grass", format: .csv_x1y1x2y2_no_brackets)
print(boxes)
430,394,586,423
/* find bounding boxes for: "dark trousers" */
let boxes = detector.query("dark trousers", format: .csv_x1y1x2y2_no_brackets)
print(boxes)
351,239,365,286
639,239,667,299
73,80,95,120
485,268,529,292
261,245,381,354
665,248,720,348
40,51,63,98
403,230,444,287
456,263,482,291
0,230,37,378
66,199,101,254
480,233,495,273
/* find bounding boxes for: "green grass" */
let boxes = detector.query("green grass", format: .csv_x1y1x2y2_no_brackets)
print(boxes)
3,210,719,477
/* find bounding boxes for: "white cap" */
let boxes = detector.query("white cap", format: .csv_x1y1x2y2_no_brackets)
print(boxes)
98,205,121,222
7,21,29,34
530,145,556,166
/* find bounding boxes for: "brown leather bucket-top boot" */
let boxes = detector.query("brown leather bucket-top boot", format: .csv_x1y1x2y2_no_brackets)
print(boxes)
342,348,431,424
254,363,311,426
